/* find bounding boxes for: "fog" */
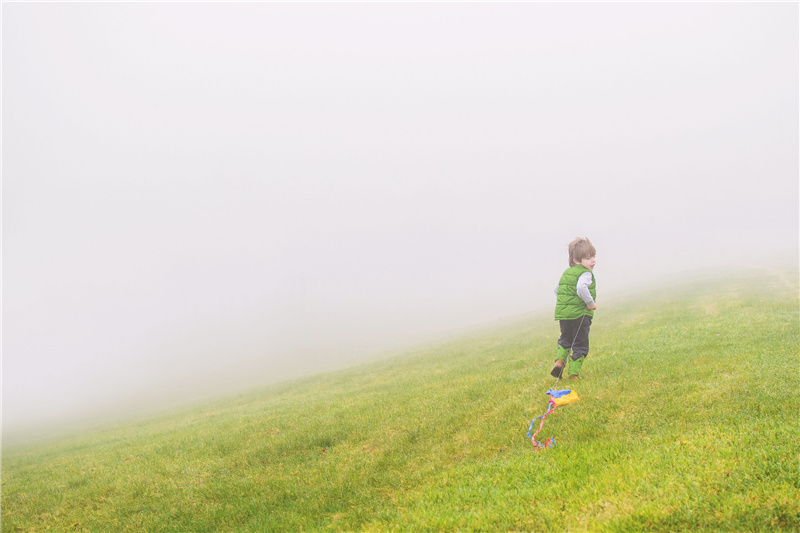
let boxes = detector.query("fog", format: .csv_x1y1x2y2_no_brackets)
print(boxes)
3,2,798,436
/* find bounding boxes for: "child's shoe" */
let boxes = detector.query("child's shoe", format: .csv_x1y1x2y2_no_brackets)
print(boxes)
551,345,570,377
550,360,564,378
567,356,585,379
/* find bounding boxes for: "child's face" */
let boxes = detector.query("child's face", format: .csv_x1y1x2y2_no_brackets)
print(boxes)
576,256,596,270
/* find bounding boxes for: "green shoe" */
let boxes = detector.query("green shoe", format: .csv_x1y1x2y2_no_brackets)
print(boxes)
551,346,571,377
568,356,585,378
555,345,570,361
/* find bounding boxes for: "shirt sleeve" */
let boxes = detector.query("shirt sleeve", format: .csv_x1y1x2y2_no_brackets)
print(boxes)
576,272,595,307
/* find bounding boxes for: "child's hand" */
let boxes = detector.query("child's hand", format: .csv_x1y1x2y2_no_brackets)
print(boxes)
587,303,597,311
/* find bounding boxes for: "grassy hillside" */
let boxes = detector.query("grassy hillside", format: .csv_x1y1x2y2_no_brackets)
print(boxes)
3,268,799,532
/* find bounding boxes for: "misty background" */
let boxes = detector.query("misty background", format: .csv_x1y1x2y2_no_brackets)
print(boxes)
3,2,798,436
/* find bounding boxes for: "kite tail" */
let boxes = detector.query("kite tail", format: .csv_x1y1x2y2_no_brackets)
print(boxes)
527,400,557,450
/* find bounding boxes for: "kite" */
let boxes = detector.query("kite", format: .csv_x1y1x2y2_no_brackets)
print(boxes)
527,388,580,451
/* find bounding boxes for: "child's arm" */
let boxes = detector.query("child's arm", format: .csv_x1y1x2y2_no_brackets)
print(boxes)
576,273,597,310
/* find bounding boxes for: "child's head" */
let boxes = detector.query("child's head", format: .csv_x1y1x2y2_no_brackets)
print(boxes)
568,237,596,267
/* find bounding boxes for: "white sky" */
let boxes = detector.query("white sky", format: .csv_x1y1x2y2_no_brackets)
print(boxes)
3,2,798,435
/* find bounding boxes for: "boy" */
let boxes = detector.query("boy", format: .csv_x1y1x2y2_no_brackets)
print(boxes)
551,237,597,380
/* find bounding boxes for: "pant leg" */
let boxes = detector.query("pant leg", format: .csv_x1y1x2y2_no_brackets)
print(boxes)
557,319,577,351
570,316,592,360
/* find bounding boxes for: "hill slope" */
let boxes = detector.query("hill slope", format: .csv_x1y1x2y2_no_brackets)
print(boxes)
2,268,799,532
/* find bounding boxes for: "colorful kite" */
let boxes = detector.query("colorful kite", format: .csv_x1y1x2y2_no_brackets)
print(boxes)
527,388,580,451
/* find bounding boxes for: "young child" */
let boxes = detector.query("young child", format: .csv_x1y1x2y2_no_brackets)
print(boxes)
551,237,597,380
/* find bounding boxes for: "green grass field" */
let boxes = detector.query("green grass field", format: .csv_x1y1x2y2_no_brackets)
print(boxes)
3,268,799,532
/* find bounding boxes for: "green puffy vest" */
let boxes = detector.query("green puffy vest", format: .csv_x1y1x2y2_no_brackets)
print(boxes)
555,265,596,320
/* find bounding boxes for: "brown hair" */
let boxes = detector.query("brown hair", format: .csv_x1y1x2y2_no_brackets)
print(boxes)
568,237,596,266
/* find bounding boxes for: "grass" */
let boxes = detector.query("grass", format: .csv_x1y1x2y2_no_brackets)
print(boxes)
2,268,799,532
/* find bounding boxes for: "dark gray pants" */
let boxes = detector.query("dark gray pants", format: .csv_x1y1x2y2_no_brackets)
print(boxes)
558,316,592,360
